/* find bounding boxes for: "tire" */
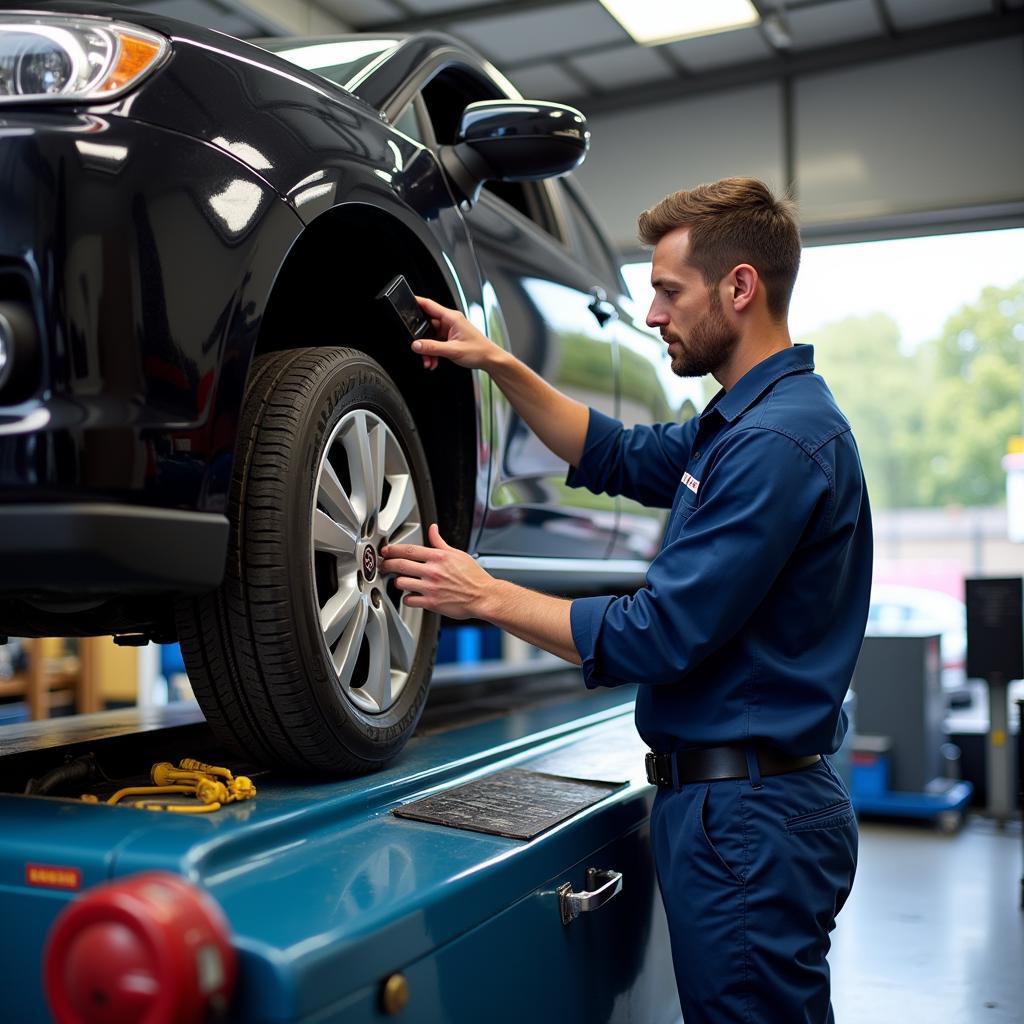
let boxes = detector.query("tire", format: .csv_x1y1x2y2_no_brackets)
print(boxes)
176,347,439,774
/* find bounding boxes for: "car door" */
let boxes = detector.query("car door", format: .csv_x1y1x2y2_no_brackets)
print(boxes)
419,66,618,561
556,179,702,562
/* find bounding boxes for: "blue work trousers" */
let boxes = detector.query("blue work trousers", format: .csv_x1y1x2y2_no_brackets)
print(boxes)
650,756,858,1023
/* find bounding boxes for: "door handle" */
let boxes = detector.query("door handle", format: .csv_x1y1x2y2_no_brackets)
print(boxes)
558,867,623,924
588,287,618,327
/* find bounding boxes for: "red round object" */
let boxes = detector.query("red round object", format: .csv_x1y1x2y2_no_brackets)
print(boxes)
43,872,236,1024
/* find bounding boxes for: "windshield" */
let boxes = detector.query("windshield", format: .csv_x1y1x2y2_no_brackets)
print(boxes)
257,37,398,91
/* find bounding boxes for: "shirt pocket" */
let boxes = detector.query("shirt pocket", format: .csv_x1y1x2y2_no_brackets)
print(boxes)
671,484,699,527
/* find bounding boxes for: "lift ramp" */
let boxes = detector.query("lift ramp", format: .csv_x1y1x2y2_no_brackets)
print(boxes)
0,665,682,1024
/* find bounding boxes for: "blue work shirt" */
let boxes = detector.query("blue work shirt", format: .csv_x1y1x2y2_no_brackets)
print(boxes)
568,344,872,756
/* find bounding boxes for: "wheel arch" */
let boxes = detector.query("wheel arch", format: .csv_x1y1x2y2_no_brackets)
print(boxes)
253,203,478,551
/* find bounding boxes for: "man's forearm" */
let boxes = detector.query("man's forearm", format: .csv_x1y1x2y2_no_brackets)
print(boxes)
477,579,581,665
487,349,590,468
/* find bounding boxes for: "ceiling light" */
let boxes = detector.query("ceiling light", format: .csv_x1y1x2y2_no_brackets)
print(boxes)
599,0,761,46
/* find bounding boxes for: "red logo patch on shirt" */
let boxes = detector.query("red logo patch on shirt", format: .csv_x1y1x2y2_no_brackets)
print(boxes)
681,472,700,494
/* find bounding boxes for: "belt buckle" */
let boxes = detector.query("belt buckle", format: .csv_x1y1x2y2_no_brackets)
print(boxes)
645,751,672,787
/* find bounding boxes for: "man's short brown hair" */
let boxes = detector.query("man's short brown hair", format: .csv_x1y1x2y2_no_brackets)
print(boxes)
637,177,801,321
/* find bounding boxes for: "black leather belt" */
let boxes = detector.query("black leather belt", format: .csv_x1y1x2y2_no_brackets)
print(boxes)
645,746,821,787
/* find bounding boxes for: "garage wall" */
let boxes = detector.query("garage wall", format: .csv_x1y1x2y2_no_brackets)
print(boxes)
576,37,1024,250
576,83,787,249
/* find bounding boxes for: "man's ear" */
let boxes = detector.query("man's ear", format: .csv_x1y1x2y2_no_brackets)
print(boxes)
729,264,758,312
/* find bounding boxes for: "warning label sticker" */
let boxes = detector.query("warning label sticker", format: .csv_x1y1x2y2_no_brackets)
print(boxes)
26,864,82,890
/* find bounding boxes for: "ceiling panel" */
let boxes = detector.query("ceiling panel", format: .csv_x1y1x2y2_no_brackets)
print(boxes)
317,0,404,26
125,0,1022,120
786,0,885,50
449,2,630,66
510,64,586,102
402,0,501,11
665,24,775,72
885,0,992,31
128,0,267,35
569,44,677,91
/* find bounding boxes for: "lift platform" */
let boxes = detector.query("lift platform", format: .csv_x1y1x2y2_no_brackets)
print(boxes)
0,668,681,1023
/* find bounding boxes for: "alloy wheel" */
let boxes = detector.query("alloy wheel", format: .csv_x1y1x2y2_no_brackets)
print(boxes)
311,408,424,714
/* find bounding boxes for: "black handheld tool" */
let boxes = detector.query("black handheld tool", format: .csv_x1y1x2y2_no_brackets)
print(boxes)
376,274,432,341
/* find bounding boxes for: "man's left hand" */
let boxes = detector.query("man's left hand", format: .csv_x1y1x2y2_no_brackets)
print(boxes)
381,524,493,619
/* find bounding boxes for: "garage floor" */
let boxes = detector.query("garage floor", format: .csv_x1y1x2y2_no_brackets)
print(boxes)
830,816,1023,1023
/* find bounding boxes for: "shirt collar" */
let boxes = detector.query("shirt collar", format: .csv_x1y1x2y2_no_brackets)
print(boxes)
701,344,815,424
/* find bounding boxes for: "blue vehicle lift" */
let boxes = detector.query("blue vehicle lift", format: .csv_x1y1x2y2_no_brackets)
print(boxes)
0,666,682,1023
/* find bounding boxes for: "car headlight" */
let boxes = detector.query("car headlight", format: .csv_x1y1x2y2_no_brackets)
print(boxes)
0,13,168,104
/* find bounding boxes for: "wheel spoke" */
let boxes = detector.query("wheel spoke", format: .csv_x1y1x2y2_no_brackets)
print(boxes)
361,602,392,711
313,510,358,561
379,474,416,537
320,584,361,649
367,419,386,513
389,520,423,547
317,458,360,532
383,596,416,672
345,412,385,521
331,593,368,686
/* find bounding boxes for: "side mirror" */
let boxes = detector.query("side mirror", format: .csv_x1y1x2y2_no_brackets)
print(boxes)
440,100,590,205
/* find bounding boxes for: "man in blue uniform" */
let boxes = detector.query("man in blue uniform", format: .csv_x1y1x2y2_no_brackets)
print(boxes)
381,178,872,1023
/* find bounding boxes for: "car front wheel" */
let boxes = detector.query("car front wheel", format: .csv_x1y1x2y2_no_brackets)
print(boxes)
177,347,439,774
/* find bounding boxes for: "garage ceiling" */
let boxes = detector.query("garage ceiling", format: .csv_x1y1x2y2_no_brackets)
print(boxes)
118,0,1022,113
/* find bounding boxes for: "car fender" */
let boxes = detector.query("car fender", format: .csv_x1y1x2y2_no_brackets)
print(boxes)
0,111,304,514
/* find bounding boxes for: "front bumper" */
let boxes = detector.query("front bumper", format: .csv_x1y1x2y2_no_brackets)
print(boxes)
0,504,227,593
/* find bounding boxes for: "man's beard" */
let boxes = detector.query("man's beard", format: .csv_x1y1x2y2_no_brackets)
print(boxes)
664,290,739,378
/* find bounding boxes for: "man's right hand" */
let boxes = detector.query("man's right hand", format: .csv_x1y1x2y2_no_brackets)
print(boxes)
413,296,501,372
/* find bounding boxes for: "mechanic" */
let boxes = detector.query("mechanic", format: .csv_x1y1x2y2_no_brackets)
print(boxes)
380,177,872,1024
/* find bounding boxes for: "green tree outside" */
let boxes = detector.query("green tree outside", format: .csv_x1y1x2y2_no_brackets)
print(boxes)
798,278,1024,509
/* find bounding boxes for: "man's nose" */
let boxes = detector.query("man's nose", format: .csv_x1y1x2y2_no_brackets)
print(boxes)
647,303,667,329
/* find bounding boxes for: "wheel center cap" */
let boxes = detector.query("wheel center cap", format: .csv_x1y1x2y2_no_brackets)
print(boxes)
361,544,378,582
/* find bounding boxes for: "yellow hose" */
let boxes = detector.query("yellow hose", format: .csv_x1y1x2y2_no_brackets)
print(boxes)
150,762,206,787
178,758,234,781
107,785,195,806
81,759,254,812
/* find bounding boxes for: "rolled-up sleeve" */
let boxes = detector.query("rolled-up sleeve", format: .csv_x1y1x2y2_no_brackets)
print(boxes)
570,595,615,689
570,428,830,689
567,407,698,509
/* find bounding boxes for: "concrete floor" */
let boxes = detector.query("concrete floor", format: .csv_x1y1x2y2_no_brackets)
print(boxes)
830,816,1023,1023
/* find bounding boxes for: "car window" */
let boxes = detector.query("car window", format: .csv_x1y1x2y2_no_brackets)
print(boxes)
559,181,621,291
390,102,422,144
420,66,562,240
